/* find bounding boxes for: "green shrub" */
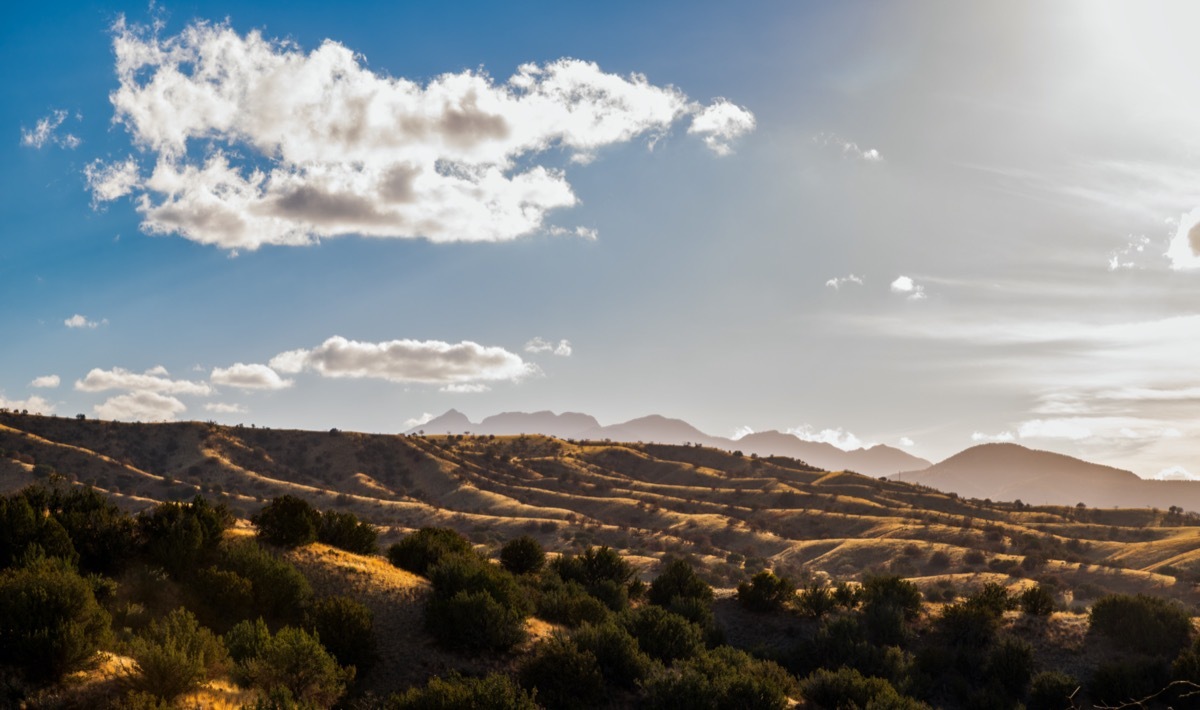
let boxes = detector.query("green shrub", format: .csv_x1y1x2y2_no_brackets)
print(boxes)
244,626,352,708
219,540,313,624
1089,594,1193,657
427,555,531,614
737,570,796,613
191,566,253,628
425,590,528,652
571,621,654,689
1089,657,1170,706
388,527,474,575
966,582,1013,618
862,575,922,621
799,667,926,710
499,535,545,575
0,493,79,568
648,559,713,608
518,635,604,709
537,579,610,628
1028,670,1079,710
390,673,538,710
225,617,271,682
621,606,703,663
985,636,1035,697
32,485,137,574
554,546,635,588
138,496,231,577
936,602,999,650
253,496,320,548
129,608,229,701
317,510,378,555
1018,585,1055,616
0,557,111,684
796,582,838,619
305,595,376,674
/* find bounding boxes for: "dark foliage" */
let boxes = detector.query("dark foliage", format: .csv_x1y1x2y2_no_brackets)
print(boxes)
317,509,378,555
621,606,703,664
305,595,377,674
499,535,546,575
648,558,713,608
390,673,538,710
253,495,320,548
138,496,231,577
1089,593,1193,658
387,527,474,576
736,570,796,613
518,635,605,709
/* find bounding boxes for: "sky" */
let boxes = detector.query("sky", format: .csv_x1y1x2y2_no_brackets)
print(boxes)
5,1,1200,478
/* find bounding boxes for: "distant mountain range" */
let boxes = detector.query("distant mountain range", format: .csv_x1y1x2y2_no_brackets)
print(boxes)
407,409,930,477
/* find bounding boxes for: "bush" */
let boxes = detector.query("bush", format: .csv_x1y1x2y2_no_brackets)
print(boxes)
219,540,313,624
966,581,1013,618
129,608,229,701
537,579,610,628
797,583,838,619
32,485,137,574
305,595,376,674
648,559,713,608
138,497,231,577
425,590,528,652
226,617,271,679
244,626,352,708
0,557,111,684
253,496,320,548
1089,657,1170,706
391,673,538,710
0,493,79,568
499,536,545,575
190,566,253,628
621,606,703,663
518,635,604,709
1028,670,1079,710
985,636,1035,697
862,575,922,621
316,510,378,554
643,646,795,710
737,570,796,613
388,527,474,576
936,602,999,650
799,667,925,710
571,621,654,689
1019,585,1055,616
554,546,635,588
1089,594,1193,657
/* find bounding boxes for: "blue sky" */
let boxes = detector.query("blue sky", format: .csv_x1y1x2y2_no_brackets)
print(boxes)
6,1,1200,477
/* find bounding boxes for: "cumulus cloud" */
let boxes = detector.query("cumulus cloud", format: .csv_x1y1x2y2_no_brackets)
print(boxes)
1153,465,1199,481
825,274,864,289
404,412,436,429
210,363,293,390
687,99,756,156
731,425,755,440
21,110,81,149
524,337,572,357
85,156,141,205
1166,207,1200,270
898,436,914,447
29,375,60,389
971,431,1016,443
546,225,598,240
787,425,872,451
65,314,106,329
94,391,186,421
92,18,754,250
0,394,54,414
813,132,882,162
269,336,535,385
890,275,926,300
75,366,212,396
204,402,247,414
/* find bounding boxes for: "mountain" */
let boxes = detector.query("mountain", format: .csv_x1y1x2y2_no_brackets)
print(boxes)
405,410,931,477
894,442,1200,510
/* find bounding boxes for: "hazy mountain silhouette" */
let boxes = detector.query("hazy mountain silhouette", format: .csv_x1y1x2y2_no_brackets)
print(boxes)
894,442,1200,510
405,410,931,477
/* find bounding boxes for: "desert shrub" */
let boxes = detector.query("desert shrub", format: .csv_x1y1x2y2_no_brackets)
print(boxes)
316,510,378,555
537,579,610,628
648,559,713,608
0,493,79,568
737,570,795,613
966,582,1012,617
643,646,795,710
985,636,1035,697
937,602,999,650
499,535,545,575
391,672,538,710
305,595,376,674
1018,585,1055,616
0,557,111,684
30,485,137,574
243,626,351,708
554,546,635,588
963,549,986,566
799,667,925,710
832,581,862,609
621,606,703,664
253,496,320,548
191,566,253,627
388,527,474,575
1028,670,1079,710
425,590,528,652
428,555,530,614
138,496,231,577
1088,657,1170,706
797,583,838,619
787,615,913,687
518,635,604,709
927,550,952,570
667,595,722,645
219,540,312,623
571,621,654,689
226,617,272,682
862,575,922,620
1089,593,1193,657
128,608,229,701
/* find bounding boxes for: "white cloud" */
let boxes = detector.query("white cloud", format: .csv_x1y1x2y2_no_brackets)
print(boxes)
440,383,491,393
210,363,293,390
524,337,572,357
731,425,755,440
204,402,247,414
546,225,599,240
0,394,54,414
84,156,141,205
687,99,756,156
269,335,535,385
890,275,926,300
898,436,914,447
971,431,1016,443
75,366,212,396
813,132,882,162
94,391,186,421
404,412,436,429
29,375,60,389
21,110,81,150
787,425,873,451
825,274,864,289
1166,207,1200,270
65,314,106,329
94,18,754,250
1153,465,1199,481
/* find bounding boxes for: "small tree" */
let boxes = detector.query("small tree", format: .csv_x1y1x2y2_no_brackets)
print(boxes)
244,626,352,708
648,559,713,608
388,527,474,575
1089,593,1193,658
1018,585,1055,616
252,496,320,548
500,535,546,575
391,673,538,709
317,510,378,555
518,636,605,709
129,608,230,701
305,595,376,674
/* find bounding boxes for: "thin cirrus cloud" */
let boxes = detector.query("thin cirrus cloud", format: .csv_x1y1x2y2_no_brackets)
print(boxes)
94,391,186,422
269,336,536,386
812,132,882,162
29,375,61,389
75,366,212,396
210,363,294,391
20,109,81,150
205,402,247,414
86,18,755,251
524,337,573,357
825,274,863,290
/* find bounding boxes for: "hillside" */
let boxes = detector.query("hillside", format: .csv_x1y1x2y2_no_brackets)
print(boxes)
2,410,1198,604
896,442,1200,511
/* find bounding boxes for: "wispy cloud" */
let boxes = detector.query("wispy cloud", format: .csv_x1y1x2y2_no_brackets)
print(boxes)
210,363,293,390
204,402,247,414
64,314,106,329
20,110,81,150
813,132,882,162
29,375,60,389
270,336,536,385
524,337,572,357
825,274,864,290
404,412,436,429
787,424,872,451
91,18,754,250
